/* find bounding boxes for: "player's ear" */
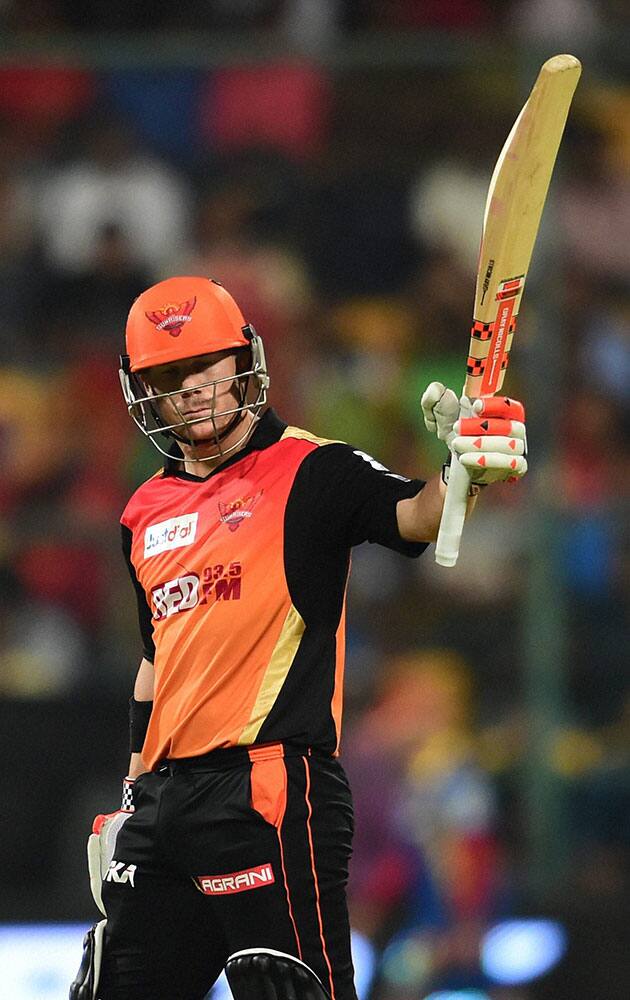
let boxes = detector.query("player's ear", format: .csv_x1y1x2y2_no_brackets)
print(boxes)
139,374,156,396
234,347,252,375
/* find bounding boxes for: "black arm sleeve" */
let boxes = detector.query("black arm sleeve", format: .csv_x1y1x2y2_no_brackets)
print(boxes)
292,443,429,557
121,523,156,662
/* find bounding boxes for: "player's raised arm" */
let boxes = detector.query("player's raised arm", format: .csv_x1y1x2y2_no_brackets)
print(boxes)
395,473,446,543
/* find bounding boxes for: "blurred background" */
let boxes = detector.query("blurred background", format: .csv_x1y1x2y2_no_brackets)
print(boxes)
0,1,628,998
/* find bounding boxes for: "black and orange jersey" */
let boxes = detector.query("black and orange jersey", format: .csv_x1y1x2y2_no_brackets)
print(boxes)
121,409,427,768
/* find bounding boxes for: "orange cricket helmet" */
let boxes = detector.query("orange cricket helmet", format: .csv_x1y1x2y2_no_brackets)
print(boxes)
120,276,269,461
125,275,251,372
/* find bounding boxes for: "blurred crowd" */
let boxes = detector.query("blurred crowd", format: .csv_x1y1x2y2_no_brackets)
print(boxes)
0,8,628,998
1,0,629,48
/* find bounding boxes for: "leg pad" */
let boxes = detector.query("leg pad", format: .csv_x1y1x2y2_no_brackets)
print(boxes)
226,948,331,1000
69,919,106,1000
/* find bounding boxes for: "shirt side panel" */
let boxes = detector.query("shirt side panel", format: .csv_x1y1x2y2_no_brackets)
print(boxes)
121,523,156,663
258,442,426,754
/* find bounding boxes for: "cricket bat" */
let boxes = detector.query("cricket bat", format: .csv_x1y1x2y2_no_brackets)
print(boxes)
435,54,582,567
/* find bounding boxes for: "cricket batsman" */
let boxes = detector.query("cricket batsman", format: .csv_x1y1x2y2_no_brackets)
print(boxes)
70,276,527,999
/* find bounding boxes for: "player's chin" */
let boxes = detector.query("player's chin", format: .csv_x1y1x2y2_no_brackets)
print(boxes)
180,420,220,444
180,415,233,449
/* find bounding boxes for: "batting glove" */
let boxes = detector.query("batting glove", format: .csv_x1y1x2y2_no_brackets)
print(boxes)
421,381,460,441
87,777,135,916
450,395,527,484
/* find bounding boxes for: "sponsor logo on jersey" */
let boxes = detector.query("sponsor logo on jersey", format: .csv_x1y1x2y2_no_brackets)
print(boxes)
144,512,198,558
105,861,137,887
353,449,410,482
144,297,197,337
152,563,242,619
195,863,274,896
200,562,242,603
218,490,263,532
152,574,199,619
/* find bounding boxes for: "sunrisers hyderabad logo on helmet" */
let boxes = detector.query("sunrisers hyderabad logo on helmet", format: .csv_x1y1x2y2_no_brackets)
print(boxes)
145,297,197,338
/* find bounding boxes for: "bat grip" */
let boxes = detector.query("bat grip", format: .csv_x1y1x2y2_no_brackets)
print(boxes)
434,397,473,567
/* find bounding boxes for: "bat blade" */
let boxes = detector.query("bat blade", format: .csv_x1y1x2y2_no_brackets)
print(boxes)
435,54,581,568
465,54,582,398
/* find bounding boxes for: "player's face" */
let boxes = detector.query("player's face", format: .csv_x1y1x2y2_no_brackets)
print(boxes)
142,351,245,447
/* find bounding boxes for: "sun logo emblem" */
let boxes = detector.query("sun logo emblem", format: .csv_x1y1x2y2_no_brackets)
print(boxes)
218,492,263,532
145,297,197,337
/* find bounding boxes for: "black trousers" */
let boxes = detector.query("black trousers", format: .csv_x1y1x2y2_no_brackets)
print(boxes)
99,745,357,1000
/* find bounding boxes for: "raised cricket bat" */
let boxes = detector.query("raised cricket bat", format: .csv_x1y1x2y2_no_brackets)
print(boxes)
435,54,582,567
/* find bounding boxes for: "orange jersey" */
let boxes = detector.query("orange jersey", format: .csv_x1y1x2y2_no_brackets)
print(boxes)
121,410,426,768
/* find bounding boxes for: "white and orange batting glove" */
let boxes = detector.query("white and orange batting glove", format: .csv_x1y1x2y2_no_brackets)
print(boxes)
87,777,135,916
421,381,527,485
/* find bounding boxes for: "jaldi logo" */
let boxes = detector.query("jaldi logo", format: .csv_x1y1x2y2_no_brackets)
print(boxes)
218,491,263,532
145,297,197,337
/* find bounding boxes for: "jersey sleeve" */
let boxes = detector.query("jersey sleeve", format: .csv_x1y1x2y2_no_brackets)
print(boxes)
121,523,156,662
293,443,429,557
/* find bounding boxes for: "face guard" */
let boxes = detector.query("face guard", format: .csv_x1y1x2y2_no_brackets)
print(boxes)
119,324,269,462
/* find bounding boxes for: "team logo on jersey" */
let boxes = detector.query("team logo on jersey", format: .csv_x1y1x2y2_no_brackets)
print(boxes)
144,512,198,558
195,863,275,896
145,297,196,337
218,490,263,532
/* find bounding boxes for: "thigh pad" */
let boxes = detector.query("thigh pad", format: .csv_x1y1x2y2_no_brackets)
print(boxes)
226,948,331,1000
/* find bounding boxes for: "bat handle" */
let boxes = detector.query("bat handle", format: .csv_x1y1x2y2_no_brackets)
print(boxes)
434,396,473,567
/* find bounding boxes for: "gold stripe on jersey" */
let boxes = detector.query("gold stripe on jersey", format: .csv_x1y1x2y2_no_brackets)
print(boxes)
280,426,341,447
237,603,305,745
